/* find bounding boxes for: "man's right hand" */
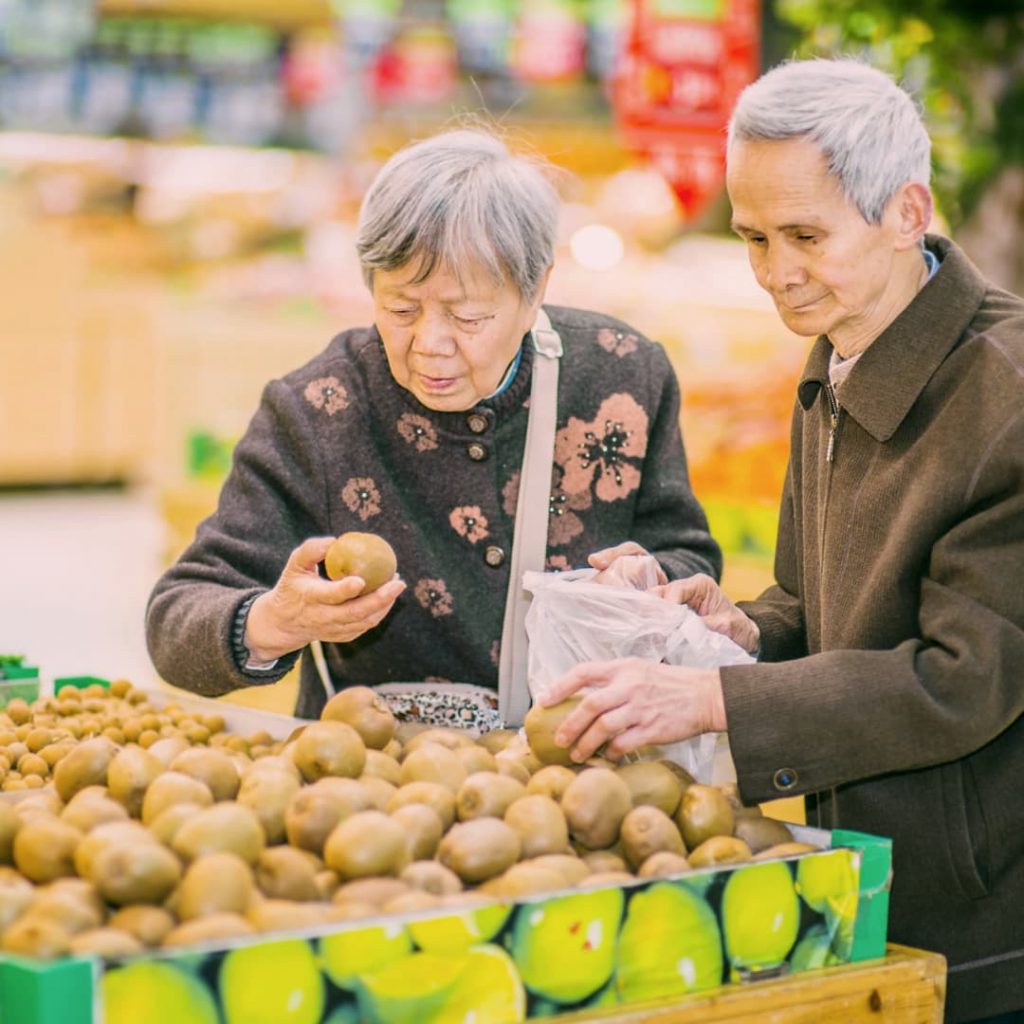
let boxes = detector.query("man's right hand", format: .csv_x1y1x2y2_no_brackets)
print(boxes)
244,537,406,662
650,573,760,655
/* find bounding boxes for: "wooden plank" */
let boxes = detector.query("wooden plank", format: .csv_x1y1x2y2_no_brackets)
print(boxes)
548,945,946,1024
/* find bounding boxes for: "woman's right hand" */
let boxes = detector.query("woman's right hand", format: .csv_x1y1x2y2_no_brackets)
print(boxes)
649,573,760,655
244,537,406,662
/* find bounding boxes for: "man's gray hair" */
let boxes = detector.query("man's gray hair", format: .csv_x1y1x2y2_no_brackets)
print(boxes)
727,58,931,224
356,128,559,302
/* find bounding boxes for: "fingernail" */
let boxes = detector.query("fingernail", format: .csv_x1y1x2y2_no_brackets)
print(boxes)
570,749,584,763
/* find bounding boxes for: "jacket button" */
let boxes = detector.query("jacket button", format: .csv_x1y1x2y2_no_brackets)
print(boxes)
772,768,799,792
484,545,505,567
467,413,489,434
467,442,488,461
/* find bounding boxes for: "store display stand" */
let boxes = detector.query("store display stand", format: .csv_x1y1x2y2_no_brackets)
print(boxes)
546,945,945,1023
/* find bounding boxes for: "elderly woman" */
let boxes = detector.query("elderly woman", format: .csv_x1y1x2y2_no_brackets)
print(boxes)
146,128,720,725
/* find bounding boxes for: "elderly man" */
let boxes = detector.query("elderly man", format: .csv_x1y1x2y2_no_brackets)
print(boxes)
545,59,1024,1022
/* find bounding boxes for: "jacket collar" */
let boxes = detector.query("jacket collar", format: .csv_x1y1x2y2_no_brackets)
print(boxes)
797,236,988,441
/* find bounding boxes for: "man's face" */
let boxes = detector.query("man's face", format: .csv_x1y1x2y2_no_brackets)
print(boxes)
373,261,545,412
727,138,904,348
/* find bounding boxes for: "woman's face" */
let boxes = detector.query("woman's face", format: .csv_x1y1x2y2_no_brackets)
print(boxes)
373,260,548,412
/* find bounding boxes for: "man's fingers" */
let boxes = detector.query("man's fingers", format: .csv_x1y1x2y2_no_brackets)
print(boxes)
587,541,645,570
538,662,612,707
566,702,633,763
553,683,628,751
289,536,337,572
603,725,649,762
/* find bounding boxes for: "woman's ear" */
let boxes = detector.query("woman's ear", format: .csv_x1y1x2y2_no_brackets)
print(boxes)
530,266,554,315
893,182,934,251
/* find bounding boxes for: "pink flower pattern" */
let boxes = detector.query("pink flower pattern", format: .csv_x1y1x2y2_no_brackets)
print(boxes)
489,640,500,666
449,505,490,544
397,413,439,452
414,578,453,618
546,555,571,572
555,393,648,504
341,477,381,521
596,328,639,357
304,376,349,415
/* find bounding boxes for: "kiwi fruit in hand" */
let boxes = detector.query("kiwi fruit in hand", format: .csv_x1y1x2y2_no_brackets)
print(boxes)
324,532,397,592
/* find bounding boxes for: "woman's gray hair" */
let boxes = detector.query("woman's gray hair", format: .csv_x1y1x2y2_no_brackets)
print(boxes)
356,129,559,302
727,58,931,224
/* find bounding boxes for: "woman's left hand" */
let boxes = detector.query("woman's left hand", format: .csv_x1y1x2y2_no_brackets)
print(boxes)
538,658,727,762
588,541,668,589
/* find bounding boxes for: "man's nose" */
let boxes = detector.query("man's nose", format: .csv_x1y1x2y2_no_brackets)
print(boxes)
765,243,806,290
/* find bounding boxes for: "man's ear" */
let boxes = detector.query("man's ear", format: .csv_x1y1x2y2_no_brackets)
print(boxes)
892,182,934,251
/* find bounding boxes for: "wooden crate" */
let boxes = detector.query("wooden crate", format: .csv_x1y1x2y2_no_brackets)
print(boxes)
549,945,945,1024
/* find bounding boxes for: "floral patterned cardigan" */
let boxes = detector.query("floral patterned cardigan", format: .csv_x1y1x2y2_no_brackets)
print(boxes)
145,305,722,718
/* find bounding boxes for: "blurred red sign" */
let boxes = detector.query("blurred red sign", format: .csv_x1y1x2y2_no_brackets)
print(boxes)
613,0,760,220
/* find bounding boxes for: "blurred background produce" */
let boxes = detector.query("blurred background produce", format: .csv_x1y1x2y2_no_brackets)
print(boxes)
1,0,1020,702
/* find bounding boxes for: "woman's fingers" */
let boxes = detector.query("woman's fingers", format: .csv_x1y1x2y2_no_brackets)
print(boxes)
587,541,646,570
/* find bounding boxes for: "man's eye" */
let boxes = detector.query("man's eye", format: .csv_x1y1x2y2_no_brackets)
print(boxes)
455,315,491,327
796,235,817,243
748,236,767,246
388,308,416,317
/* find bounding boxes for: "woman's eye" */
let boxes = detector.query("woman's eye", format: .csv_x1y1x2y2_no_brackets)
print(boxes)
389,308,416,318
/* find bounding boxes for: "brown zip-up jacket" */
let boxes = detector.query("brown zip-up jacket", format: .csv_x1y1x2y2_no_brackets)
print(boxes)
722,237,1024,1021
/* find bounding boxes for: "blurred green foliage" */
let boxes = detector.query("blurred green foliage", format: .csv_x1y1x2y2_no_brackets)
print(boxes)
774,0,1024,228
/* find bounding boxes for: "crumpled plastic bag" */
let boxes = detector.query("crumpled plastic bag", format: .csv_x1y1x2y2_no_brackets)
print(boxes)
523,568,755,783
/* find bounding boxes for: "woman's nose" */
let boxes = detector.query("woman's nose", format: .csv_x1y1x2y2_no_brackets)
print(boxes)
411,311,456,355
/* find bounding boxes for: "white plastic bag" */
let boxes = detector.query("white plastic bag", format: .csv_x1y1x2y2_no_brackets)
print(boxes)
522,568,754,783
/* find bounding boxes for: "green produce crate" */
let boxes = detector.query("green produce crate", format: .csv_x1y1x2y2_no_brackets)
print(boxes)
0,831,889,1024
0,657,40,706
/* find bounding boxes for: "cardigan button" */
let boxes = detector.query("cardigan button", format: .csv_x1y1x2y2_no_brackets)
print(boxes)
772,767,799,792
467,442,488,462
466,413,489,434
484,545,505,567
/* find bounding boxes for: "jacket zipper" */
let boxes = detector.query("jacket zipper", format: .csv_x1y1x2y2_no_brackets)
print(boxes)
820,380,842,829
825,381,840,462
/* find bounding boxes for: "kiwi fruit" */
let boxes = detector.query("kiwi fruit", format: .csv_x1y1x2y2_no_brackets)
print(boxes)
177,852,256,920
60,789,129,833
0,868,34,930
561,768,632,850
291,721,367,782
332,877,410,908
147,802,204,847
106,745,164,817
402,728,474,754
752,841,818,861
1,916,71,959
526,765,576,803
170,747,240,802
385,891,446,915
358,774,397,811
523,697,583,767
733,815,795,854
247,899,329,933
503,795,570,859
74,820,155,880
108,905,175,947
90,841,182,906
163,913,256,948
141,771,214,825
493,756,531,786
616,761,684,816
29,884,104,934
324,811,409,879
579,870,635,888
255,847,322,902
481,862,566,898
454,745,496,776
475,729,518,755
172,802,266,864
324,531,397,591
619,806,687,870
362,749,402,786
314,869,340,900
52,736,118,803
637,851,692,879
528,854,591,887
236,767,301,844
399,742,468,793
675,784,735,850
69,927,144,957
399,860,462,896
390,803,444,861
456,772,526,821
322,686,396,749
0,801,20,864
285,778,373,854
12,817,82,884
438,819,521,884
581,849,628,874
146,736,191,768
688,836,753,868
658,760,697,789
386,781,456,830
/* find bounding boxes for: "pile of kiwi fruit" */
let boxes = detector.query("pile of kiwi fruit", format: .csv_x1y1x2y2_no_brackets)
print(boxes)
0,681,810,961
